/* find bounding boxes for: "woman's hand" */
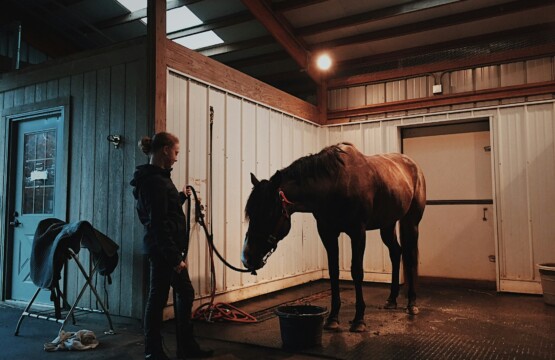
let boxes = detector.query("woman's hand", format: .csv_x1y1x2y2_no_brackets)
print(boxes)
174,259,188,273
183,185,192,198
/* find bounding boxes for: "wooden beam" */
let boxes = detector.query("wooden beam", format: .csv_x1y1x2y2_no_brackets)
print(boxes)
166,40,320,123
240,0,320,84
312,0,554,50
327,81,555,121
297,0,462,37
329,28,555,89
317,80,328,124
147,0,167,133
272,0,328,12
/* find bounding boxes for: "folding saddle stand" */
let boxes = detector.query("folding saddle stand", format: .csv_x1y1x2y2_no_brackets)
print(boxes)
14,219,118,336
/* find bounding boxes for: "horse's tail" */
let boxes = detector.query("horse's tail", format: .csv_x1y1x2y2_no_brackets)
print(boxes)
400,165,426,290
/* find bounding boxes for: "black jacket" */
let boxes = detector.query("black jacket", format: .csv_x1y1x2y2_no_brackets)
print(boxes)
130,164,189,267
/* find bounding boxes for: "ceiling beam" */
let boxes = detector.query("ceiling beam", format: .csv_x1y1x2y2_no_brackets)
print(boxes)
272,0,329,12
240,0,320,84
312,0,554,50
297,0,462,37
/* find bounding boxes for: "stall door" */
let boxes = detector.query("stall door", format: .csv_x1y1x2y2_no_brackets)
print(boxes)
9,109,66,303
402,121,496,282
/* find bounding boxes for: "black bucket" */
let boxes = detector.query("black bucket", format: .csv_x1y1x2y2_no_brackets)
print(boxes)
275,305,328,350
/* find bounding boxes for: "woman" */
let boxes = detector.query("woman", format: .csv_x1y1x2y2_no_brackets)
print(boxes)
130,132,212,360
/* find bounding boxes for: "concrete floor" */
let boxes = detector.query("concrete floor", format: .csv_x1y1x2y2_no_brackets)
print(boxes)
2,280,555,360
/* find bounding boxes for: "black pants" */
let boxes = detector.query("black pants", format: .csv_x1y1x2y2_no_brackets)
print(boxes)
144,255,195,355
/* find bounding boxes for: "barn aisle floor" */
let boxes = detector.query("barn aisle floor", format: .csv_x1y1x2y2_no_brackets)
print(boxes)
2,279,554,359
193,280,555,359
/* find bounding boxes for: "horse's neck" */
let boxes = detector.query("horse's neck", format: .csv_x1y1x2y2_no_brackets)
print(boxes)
281,178,329,214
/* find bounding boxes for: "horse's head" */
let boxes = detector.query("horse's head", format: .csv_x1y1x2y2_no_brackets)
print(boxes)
242,172,293,272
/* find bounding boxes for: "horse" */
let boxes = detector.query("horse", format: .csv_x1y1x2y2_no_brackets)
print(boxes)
241,142,426,332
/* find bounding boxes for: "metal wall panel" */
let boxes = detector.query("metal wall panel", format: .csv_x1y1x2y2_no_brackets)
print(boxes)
500,61,525,87
348,86,366,108
166,71,323,300
406,76,430,100
366,83,385,105
328,88,348,110
525,103,555,274
496,107,532,282
475,65,499,91
386,80,406,102
526,57,553,83
447,69,473,94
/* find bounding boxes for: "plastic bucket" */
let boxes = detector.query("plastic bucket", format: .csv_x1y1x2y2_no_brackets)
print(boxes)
275,305,328,349
537,263,555,306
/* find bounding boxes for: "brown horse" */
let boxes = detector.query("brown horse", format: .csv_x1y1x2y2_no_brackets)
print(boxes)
241,142,426,332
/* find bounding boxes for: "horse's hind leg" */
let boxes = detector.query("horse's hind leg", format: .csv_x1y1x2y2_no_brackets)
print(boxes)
400,219,420,315
347,227,367,332
381,225,401,309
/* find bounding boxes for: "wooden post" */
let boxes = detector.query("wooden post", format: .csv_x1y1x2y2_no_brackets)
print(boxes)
147,0,167,133
317,79,328,125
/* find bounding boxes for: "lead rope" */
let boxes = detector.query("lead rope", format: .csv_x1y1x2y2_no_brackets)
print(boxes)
190,105,256,323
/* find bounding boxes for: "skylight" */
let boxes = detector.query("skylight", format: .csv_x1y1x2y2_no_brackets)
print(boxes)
115,0,146,13
116,0,224,50
173,31,224,50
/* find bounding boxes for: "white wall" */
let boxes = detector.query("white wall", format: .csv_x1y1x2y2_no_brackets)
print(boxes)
166,70,325,304
324,100,555,294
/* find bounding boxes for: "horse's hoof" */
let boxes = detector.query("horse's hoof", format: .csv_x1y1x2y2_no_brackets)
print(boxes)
324,319,340,331
406,305,419,315
349,320,366,332
383,300,397,309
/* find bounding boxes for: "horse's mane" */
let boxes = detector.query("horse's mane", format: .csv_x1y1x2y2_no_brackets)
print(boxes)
272,143,348,183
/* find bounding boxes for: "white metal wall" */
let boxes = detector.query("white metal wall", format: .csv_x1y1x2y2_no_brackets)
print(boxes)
323,100,555,293
166,70,324,303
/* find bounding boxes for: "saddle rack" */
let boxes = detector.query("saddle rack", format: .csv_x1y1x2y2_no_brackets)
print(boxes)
14,220,118,336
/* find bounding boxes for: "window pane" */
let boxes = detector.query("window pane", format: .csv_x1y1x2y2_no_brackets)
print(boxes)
22,129,56,214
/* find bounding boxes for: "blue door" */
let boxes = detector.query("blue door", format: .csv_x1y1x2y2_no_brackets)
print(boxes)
9,109,65,303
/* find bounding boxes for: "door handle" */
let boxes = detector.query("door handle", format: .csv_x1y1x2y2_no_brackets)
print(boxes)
10,219,21,227
482,208,488,221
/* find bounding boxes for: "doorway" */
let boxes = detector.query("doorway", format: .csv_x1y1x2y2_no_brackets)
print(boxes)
402,120,496,283
6,107,67,303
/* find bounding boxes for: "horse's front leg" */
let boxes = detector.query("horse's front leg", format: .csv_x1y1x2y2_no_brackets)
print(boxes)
348,228,367,332
322,237,341,330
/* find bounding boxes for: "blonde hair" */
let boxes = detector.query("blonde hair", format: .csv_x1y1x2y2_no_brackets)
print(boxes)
138,132,179,155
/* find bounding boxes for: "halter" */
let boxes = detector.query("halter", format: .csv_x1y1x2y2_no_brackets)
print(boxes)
260,188,295,265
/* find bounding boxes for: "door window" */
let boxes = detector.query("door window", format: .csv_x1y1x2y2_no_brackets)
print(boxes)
22,130,56,214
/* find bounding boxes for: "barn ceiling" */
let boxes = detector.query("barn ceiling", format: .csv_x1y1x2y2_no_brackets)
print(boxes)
2,0,555,103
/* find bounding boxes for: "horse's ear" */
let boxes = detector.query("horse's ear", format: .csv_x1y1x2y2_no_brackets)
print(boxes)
250,173,260,186
270,170,282,186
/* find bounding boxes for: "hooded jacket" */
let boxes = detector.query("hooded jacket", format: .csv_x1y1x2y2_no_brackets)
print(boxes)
130,164,188,268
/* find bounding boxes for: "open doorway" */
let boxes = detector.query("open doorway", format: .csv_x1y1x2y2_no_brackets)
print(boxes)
402,120,496,285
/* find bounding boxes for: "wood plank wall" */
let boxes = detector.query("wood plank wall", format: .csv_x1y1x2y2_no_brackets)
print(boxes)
0,40,148,318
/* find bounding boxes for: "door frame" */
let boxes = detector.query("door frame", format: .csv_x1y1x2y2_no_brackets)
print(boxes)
1,97,70,301
397,116,500,290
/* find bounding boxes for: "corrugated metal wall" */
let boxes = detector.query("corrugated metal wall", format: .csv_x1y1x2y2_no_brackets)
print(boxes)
166,71,325,303
329,57,554,110
325,55,555,293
